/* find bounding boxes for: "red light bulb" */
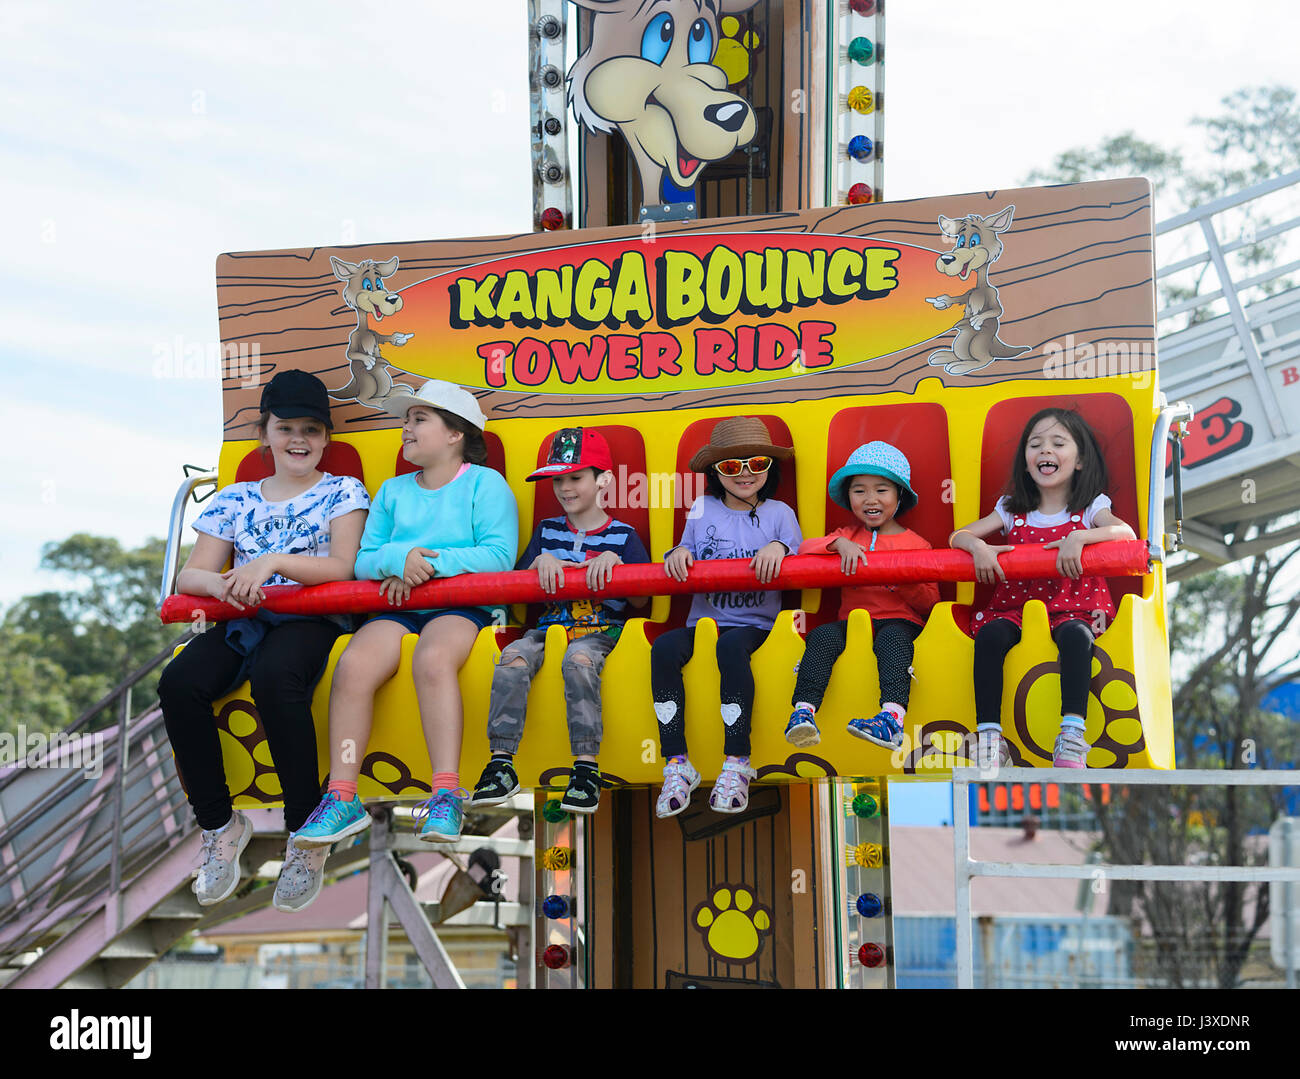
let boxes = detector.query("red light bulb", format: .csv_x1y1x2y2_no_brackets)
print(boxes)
539,207,565,231
543,944,569,969
858,942,885,967
847,183,873,205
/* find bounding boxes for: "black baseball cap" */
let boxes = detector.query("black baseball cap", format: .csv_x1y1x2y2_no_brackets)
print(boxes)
260,370,333,429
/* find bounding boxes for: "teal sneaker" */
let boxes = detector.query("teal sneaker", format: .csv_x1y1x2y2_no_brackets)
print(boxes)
293,791,369,849
415,787,469,843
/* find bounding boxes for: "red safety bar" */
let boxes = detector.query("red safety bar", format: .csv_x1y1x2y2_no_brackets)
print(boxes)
159,541,1150,624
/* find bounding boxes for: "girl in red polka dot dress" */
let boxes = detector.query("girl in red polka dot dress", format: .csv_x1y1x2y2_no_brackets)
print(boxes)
949,409,1136,768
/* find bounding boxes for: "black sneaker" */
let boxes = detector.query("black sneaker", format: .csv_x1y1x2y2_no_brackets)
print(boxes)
560,765,606,815
469,757,519,807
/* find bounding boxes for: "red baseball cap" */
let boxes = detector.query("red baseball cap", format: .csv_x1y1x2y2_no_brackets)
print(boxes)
527,428,614,482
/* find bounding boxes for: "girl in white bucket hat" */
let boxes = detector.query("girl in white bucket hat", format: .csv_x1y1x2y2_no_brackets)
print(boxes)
296,380,519,849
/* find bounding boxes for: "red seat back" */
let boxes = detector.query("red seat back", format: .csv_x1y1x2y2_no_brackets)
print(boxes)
809,403,956,631
658,415,799,639
968,394,1142,625
235,441,365,485
513,426,653,637
531,426,651,551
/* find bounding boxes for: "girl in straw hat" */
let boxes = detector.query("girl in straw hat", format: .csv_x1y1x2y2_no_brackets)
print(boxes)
653,416,802,818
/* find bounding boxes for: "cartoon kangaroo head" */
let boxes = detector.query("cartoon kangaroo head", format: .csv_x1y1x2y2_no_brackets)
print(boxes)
330,255,403,321
566,0,760,208
934,206,1015,281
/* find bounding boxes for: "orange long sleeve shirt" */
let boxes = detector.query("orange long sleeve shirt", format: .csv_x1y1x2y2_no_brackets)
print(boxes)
798,525,939,626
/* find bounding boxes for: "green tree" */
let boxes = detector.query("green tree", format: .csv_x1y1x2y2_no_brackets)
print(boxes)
1,534,187,731
1025,84,1300,326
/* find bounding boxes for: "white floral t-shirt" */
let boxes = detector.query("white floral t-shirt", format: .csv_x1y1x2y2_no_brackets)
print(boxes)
193,473,370,586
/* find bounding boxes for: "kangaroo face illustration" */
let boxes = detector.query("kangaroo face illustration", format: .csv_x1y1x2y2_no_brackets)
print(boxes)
923,206,1031,377
329,255,416,410
567,0,760,210
338,256,404,321
934,213,1007,282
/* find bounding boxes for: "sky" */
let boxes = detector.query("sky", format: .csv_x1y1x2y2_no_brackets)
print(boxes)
3,0,1298,609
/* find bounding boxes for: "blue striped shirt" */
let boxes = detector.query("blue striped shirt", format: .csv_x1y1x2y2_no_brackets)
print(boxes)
518,516,650,635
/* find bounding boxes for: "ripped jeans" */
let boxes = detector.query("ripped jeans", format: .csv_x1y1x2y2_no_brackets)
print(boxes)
486,628,617,757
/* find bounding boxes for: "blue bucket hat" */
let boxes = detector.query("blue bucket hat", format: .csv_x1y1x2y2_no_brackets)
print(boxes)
828,441,918,515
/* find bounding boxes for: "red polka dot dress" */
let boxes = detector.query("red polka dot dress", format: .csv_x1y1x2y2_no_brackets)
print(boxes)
970,495,1116,635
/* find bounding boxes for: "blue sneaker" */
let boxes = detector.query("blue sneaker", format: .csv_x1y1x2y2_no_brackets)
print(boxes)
785,706,820,747
293,791,369,849
847,709,904,750
415,787,469,843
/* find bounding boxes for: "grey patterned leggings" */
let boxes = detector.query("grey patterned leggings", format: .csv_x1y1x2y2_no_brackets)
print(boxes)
486,628,617,757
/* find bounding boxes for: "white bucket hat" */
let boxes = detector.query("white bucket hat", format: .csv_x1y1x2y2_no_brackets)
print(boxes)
385,379,487,431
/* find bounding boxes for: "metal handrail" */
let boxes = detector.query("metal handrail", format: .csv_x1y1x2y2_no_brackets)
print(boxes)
951,767,1300,989
0,709,186,930
158,471,217,611
1155,169,1300,236
0,710,178,887
0,668,192,963
1147,401,1194,561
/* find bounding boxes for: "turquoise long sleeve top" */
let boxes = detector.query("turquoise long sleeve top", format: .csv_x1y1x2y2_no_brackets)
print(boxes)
354,468,519,609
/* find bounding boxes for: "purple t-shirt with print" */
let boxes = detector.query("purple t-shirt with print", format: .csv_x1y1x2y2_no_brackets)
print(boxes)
672,495,803,629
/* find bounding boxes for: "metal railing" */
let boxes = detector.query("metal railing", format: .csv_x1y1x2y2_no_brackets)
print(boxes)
1155,168,1300,438
0,637,192,967
952,767,1300,989
158,470,216,611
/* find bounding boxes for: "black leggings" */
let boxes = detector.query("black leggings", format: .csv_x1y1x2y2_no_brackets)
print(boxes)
792,618,921,710
651,625,768,758
158,620,340,832
973,618,1094,727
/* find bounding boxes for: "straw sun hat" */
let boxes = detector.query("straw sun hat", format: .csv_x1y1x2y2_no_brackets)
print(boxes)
688,416,794,473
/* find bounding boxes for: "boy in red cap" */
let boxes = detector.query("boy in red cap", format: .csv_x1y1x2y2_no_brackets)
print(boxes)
470,428,649,813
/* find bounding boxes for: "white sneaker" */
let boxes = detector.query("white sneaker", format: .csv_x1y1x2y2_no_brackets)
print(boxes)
273,835,328,913
976,728,1013,771
193,811,253,906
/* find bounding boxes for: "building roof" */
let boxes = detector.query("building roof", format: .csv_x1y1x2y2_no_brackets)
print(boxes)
890,824,1102,917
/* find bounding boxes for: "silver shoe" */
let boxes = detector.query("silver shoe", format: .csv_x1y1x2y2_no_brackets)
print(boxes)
273,835,328,912
193,811,253,906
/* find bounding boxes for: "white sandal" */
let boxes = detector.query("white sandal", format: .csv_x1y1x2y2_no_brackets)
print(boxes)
709,758,757,814
656,758,701,819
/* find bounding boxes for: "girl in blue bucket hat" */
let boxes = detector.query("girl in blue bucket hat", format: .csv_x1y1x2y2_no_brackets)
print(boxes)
785,441,938,751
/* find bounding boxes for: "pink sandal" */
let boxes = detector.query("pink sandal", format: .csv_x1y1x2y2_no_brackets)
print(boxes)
709,758,757,814
656,758,701,819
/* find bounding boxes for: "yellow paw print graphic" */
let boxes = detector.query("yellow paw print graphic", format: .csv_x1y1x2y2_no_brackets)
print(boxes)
714,16,761,86
692,884,772,963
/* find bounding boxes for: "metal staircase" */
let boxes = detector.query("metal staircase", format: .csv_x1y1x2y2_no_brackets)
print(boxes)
0,644,530,989
1156,169,1300,580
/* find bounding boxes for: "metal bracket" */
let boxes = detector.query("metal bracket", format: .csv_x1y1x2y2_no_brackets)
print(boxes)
639,202,698,224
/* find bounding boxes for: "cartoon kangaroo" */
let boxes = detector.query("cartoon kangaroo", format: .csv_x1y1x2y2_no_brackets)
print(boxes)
923,206,1031,375
566,0,761,215
329,255,416,409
